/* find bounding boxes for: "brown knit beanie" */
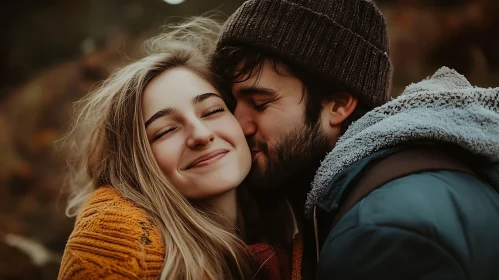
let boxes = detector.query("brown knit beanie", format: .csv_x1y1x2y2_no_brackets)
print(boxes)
217,0,393,108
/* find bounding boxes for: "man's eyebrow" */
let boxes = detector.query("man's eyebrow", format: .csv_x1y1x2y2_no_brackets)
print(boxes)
236,86,278,97
145,92,222,128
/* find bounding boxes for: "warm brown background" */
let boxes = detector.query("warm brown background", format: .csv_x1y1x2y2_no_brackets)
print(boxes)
1,0,498,279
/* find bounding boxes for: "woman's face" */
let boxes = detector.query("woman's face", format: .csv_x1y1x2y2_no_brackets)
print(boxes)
142,66,251,200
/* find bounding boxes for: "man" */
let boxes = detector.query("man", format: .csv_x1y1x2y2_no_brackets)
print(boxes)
215,0,499,279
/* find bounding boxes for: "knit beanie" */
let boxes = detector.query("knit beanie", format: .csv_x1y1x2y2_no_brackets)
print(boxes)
217,0,392,108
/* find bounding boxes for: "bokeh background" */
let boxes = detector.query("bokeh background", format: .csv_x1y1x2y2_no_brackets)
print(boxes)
1,0,498,279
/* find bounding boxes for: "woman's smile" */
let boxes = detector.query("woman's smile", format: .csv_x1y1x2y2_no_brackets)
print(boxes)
185,149,229,170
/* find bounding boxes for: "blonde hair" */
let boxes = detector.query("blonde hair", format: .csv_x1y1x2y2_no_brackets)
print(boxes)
62,17,255,280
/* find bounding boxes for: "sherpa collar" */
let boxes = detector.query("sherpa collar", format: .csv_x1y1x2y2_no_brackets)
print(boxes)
305,67,499,216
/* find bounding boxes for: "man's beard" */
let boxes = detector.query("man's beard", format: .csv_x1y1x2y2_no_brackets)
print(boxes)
244,122,331,196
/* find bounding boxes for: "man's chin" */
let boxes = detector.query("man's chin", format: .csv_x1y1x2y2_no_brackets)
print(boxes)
244,121,331,196
245,166,287,195
245,166,270,189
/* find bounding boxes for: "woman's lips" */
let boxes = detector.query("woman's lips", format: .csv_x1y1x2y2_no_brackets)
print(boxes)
187,150,229,169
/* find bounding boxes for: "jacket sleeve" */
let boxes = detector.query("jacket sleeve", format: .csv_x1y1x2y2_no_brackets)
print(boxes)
316,224,466,280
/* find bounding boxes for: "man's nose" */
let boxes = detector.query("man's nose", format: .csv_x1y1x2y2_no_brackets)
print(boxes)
186,120,215,149
234,105,257,137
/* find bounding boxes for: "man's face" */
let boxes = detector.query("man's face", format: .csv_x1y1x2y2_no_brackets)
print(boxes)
232,61,331,193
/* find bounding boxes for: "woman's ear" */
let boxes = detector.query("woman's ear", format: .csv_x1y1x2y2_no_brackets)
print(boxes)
322,93,358,127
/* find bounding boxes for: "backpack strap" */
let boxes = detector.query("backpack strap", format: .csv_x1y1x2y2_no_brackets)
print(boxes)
331,145,477,228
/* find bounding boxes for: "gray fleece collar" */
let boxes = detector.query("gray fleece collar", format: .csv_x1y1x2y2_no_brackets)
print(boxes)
305,67,499,216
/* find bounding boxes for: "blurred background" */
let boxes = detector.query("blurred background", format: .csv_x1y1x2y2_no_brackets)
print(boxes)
1,0,498,279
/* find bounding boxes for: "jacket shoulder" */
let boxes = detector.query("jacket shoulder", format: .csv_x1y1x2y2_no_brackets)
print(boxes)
318,171,493,279
58,187,164,280
330,170,499,268
355,170,496,227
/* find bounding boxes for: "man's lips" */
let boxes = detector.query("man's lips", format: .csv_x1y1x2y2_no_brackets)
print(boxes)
250,150,261,159
186,149,229,169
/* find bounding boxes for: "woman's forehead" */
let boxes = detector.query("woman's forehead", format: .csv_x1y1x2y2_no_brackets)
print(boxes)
142,67,220,119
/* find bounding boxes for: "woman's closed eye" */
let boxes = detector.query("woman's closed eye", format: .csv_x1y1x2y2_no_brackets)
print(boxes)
203,107,225,117
151,107,224,142
152,127,177,142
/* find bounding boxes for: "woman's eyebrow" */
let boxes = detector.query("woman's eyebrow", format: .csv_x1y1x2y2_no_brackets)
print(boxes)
145,107,175,128
145,93,222,128
192,92,222,104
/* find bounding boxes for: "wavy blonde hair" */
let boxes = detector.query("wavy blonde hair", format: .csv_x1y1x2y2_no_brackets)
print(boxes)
62,17,255,280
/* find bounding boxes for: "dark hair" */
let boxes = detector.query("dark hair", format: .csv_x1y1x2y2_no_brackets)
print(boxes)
213,45,369,133
213,45,370,246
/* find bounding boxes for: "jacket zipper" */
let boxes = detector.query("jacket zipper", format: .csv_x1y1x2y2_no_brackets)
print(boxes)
313,206,320,262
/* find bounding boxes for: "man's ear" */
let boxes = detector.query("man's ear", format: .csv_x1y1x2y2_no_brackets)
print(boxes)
322,93,358,127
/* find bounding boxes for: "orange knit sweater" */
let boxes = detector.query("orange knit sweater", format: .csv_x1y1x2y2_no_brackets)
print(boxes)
58,187,288,280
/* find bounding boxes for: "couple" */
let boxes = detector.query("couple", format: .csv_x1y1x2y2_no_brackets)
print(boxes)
59,0,499,279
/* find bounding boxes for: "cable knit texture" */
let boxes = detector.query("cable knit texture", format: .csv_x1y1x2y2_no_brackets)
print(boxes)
59,187,282,279
217,0,392,108
58,188,164,279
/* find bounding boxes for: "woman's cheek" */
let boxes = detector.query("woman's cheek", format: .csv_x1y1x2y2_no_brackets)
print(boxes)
227,116,248,144
152,141,181,176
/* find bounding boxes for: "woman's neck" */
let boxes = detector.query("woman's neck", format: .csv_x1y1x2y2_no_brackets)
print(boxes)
198,189,238,233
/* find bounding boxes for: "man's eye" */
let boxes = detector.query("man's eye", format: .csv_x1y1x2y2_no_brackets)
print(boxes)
253,101,270,112
203,107,225,117
152,127,176,142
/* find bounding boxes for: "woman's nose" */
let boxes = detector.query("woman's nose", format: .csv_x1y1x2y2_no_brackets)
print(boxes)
186,120,215,149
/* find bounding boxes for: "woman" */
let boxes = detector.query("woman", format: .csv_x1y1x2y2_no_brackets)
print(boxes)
58,18,280,280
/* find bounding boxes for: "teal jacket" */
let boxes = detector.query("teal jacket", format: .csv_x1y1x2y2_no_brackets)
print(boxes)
314,146,499,279
304,67,499,279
